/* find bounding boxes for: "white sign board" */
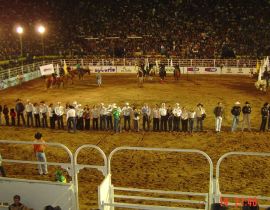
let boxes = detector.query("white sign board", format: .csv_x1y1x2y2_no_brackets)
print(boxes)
40,64,55,76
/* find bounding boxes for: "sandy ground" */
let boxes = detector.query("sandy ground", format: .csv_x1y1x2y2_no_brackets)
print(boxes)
0,74,270,209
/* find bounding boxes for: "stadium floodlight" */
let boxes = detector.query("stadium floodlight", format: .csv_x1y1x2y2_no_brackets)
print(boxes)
16,26,24,34
37,25,45,34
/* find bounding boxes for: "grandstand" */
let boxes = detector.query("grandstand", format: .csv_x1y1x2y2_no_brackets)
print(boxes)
1,1,270,210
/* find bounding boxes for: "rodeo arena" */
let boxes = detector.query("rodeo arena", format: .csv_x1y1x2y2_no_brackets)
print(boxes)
2,1,270,210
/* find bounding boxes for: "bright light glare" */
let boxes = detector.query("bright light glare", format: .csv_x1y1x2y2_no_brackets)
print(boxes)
37,25,45,34
16,26,23,34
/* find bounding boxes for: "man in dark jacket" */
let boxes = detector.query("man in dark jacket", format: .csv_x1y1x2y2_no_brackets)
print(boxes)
231,102,241,132
242,102,252,131
214,102,224,132
260,103,269,132
15,99,25,126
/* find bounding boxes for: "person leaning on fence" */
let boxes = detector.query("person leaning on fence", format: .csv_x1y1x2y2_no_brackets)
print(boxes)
0,152,6,177
33,132,48,175
260,103,269,132
231,102,241,132
3,104,9,126
242,101,252,131
9,195,30,210
66,105,76,133
214,102,224,133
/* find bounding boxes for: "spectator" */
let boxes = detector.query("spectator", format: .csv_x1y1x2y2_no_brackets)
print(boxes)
33,132,48,175
9,195,30,210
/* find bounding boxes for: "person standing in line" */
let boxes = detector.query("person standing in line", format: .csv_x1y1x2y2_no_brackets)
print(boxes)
55,102,64,129
48,103,55,129
260,102,269,132
268,103,270,131
142,103,151,131
15,98,25,126
152,104,160,131
25,99,34,127
181,107,189,132
40,101,48,128
214,102,224,133
3,105,9,126
188,108,196,133
33,132,48,175
172,103,182,132
167,105,174,132
76,104,84,130
112,104,121,133
96,72,102,87
91,104,99,130
83,105,91,130
67,105,76,133
10,108,16,126
231,102,241,132
33,103,41,128
99,103,106,131
122,102,132,131
159,103,167,131
195,103,206,132
242,101,252,131
133,106,140,132
106,104,113,130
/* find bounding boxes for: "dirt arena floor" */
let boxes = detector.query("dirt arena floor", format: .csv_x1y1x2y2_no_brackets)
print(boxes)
0,73,270,209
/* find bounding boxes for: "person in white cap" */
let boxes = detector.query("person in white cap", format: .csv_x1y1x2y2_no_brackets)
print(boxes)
231,102,241,132
55,102,65,129
159,103,167,131
173,103,182,132
122,102,132,131
25,99,34,127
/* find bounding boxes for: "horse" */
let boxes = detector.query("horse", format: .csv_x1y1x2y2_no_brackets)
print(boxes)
78,68,91,80
45,74,65,89
146,64,156,81
173,65,181,81
159,64,166,83
255,80,267,92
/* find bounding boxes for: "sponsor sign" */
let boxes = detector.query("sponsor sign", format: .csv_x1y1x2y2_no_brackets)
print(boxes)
205,67,217,72
40,64,54,76
187,67,200,72
89,66,116,73
117,66,137,73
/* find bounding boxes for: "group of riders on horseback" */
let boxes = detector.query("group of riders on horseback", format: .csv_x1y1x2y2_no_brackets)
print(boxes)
137,62,181,87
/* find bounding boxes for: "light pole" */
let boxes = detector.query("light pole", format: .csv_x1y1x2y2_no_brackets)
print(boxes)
16,26,23,57
37,25,46,62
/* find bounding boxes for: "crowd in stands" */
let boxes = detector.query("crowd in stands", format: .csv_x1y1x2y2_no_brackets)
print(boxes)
0,0,270,61
0,99,270,133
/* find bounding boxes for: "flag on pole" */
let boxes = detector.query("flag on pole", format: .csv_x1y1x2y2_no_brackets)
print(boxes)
170,59,173,67
63,60,68,75
256,60,260,73
56,64,60,77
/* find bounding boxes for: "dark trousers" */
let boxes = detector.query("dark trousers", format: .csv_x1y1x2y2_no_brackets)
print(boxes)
100,115,106,130
160,116,167,131
4,115,9,126
153,118,159,131
173,117,180,131
168,116,173,131
106,115,113,130
17,112,25,126
143,115,150,131
0,166,6,177
26,112,34,127
11,117,16,126
196,117,203,131
93,118,98,130
57,115,64,129
182,119,188,132
260,116,267,131
77,117,84,130
34,114,41,127
85,118,90,130
68,117,76,132
124,116,131,131
50,116,55,129
189,118,194,132
41,113,48,128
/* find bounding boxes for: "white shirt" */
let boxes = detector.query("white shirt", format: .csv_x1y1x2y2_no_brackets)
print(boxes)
76,108,84,117
39,104,48,114
152,108,160,118
122,106,132,116
195,107,205,117
48,107,54,117
188,111,196,119
25,103,33,112
55,105,64,116
99,106,106,115
181,110,189,120
66,108,76,119
173,107,182,117
91,108,99,118
33,106,39,115
159,108,167,116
